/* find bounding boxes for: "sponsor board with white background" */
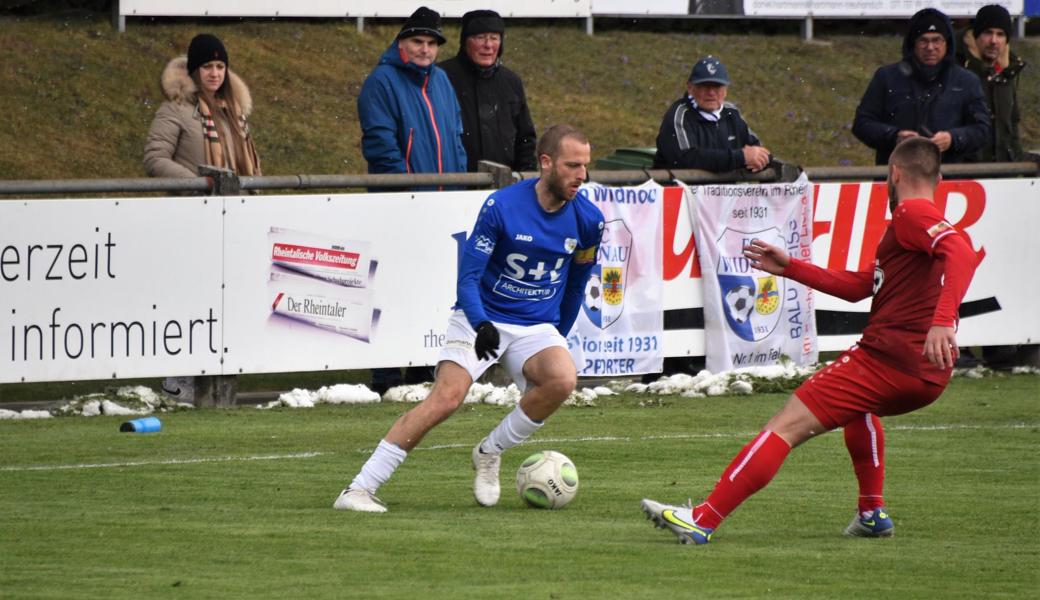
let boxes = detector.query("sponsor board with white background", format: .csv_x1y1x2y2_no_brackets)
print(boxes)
118,0,1024,18
744,0,1023,17
2,178,1037,383
119,0,592,18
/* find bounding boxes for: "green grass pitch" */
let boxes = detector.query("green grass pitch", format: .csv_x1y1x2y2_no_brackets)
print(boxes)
1,375,1037,598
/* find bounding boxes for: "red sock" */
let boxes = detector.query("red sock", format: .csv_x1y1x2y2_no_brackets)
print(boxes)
844,413,885,513
693,430,791,529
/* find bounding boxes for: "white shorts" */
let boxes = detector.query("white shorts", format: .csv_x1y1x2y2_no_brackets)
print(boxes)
437,310,569,392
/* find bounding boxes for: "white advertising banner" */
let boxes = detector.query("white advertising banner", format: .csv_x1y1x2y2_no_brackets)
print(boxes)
221,192,485,376
1,178,1038,384
745,1,1023,17
0,198,225,383
689,174,818,373
571,182,664,377
119,0,591,18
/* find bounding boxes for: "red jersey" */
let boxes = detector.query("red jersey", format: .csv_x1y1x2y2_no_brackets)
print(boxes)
785,198,978,384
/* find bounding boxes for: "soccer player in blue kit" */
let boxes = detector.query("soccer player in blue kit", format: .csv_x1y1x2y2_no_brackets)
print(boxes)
335,124,605,512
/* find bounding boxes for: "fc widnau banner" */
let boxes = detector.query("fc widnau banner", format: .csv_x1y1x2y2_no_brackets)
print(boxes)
689,174,818,373
570,181,663,376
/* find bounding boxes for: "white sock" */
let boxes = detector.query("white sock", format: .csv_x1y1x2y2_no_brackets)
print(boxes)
350,439,407,493
480,405,543,454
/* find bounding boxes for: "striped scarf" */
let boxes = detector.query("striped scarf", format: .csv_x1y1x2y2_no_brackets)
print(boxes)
198,97,261,177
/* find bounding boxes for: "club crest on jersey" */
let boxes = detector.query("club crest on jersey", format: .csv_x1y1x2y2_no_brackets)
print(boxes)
582,219,631,330
564,238,578,253
716,228,785,342
474,234,495,255
926,220,953,238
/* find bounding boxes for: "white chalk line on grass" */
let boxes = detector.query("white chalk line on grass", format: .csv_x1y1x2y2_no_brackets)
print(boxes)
406,422,1036,453
5,424,1033,470
1,451,324,473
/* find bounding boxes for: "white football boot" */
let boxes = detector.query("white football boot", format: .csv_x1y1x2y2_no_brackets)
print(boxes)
472,442,501,507
333,487,388,513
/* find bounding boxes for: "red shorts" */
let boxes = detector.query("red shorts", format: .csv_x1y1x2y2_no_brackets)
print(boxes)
795,346,947,430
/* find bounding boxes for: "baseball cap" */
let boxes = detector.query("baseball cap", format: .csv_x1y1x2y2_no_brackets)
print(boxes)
688,56,730,85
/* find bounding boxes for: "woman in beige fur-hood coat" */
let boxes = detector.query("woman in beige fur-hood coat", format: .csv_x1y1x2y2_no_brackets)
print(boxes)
144,34,261,179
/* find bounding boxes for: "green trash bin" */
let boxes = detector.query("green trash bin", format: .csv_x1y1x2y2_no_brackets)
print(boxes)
595,147,657,170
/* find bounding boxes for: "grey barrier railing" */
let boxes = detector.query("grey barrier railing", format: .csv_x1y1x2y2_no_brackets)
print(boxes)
1,160,1037,197
2,158,1037,405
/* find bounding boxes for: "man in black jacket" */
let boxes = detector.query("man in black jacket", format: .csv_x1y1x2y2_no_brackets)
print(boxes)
653,56,771,173
853,8,991,165
440,10,537,173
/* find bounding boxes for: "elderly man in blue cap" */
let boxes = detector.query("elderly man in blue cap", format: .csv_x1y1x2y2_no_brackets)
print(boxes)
653,55,771,172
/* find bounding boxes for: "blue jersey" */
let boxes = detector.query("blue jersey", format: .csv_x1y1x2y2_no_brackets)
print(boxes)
456,178,604,335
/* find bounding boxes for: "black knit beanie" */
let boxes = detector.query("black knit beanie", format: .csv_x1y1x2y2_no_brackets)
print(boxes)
461,10,505,42
973,4,1013,38
397,6,446,45
187,34,228,74
908,9,948,43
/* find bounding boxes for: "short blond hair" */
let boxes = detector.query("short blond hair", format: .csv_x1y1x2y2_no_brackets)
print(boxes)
536,124,589,161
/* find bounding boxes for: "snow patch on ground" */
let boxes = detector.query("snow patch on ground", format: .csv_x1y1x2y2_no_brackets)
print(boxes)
2,363,1036,420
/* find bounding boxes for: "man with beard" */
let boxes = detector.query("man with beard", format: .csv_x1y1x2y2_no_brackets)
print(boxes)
957,4,1028,163
642,137,978,544
335,125,605,513
440,10,537,172
853,8,990,164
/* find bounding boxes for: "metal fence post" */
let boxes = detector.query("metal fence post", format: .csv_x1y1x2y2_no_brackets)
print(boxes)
477,160,514,189
194,166,240,407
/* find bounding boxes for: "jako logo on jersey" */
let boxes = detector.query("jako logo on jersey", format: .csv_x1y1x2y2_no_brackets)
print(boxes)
475,235,495,255
515,233,533,242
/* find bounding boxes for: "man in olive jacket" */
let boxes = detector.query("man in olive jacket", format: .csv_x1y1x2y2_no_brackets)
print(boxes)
957,4,1027,162
440,10,537,172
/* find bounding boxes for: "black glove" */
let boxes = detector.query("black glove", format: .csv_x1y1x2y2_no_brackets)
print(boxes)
474,321,500,361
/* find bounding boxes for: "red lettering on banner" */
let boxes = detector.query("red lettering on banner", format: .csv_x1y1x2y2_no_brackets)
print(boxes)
933,181,987,263
812,184,830,239
662,186,700,280
858,183,891,270
823,183,859,269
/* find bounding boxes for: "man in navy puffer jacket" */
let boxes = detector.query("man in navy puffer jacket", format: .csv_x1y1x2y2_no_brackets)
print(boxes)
853,8,991,165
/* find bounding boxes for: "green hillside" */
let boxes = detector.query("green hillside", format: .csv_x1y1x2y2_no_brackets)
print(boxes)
0,13,1037,180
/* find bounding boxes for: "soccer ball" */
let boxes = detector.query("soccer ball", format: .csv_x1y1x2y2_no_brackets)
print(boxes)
516,450,579,509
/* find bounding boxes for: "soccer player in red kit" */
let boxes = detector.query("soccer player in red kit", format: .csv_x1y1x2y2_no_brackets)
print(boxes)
641,136,979,544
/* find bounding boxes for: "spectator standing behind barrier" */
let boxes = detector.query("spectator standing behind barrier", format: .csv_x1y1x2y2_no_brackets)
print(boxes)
653,56,771,173
954,5,1028,371
358,6,466,178
957,4,1027,163
357,7,466,394
440,10,537,172
144,34,261,180
853,8,991,165
143,33,261,404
